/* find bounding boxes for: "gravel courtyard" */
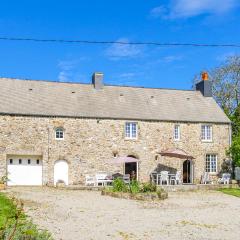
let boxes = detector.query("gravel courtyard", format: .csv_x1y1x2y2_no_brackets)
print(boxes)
5,187,240,240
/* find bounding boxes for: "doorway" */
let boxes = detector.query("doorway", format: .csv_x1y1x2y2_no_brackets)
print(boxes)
54,160,69,186
183,160,193,184
125,155,138,180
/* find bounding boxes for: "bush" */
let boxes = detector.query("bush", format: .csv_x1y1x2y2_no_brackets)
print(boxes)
140,182,157,193
0,194,52,240
112,178,128,192
129,180,140,194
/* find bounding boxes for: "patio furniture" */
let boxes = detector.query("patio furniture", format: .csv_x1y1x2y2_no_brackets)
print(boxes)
201,172,213,184
123,174,130,184
95,172,108,186
150,172,158,184
218,173,231,184
170,171,181,185
85,174,95,186
160,171,169,185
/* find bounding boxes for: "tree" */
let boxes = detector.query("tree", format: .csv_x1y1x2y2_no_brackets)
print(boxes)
231,104,240,137
229,135,240,167
193,55,240,116
194,55,240,170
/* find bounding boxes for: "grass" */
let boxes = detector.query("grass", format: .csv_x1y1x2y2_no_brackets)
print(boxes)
218,188,240,198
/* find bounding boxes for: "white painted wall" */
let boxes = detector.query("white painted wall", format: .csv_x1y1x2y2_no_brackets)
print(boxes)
7,157,42,186
54,160,69,186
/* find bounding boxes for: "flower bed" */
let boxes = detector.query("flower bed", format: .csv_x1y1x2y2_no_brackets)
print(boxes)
102,188,168,201
101,179,168,201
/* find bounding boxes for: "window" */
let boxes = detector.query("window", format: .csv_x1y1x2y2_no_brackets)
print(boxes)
36,159,40,165
206,154,217,173
201,125,212,141
174,124,180,140
28,159,31,164
125,122,137,139
55,128,64,140
9,159,13,164
19,159,22,164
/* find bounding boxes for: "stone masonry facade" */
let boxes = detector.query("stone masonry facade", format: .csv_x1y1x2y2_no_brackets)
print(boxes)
0,115,231,185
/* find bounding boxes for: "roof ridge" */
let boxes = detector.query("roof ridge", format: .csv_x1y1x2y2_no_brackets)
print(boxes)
0,76,194,92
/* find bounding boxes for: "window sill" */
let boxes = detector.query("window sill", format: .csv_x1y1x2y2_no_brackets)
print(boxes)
124,138,138,141
201,140,213,143
55,138,64,141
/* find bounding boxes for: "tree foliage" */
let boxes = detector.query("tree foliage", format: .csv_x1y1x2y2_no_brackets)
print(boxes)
193,55,240,168
193,55,240,116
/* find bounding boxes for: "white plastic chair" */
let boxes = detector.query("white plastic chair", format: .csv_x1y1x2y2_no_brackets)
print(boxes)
218,173,231,184
160,171,169,185
201,172,213,184
85,175,95,186
95,172,108,186
123,174,130,184
170,171,181,185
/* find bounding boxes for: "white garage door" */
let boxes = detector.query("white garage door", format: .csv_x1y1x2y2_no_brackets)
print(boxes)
7,157,43,186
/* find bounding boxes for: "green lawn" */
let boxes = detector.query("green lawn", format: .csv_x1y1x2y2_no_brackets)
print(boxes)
218,188,240,198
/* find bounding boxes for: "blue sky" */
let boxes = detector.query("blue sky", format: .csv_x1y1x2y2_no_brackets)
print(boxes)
0,0,240,90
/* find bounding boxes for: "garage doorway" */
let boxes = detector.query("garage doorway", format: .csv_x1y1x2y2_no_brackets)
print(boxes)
54,160,69,186
7,156,43,186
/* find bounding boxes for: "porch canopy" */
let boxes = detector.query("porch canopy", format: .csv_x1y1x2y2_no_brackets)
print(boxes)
110,156,140,165
159,148,194,159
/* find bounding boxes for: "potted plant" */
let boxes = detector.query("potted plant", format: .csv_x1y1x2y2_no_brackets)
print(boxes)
0,175,8,190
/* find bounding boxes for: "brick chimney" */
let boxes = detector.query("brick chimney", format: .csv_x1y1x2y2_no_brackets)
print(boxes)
196,71,212,97
92,72,104,90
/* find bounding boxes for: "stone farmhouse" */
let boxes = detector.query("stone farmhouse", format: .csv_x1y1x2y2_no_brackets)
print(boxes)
0,72,231,186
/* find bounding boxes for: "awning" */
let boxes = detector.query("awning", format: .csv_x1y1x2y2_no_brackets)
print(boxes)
110,156,140,164
159,148,194,159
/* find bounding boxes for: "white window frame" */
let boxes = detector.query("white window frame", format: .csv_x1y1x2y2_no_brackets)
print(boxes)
201,125,212,142
205,154,217,173
125,122,138,139
174,124,180,141
55,127,64,140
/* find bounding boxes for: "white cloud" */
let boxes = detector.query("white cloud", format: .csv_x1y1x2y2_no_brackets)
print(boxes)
151,0,239,19
105,38,143,60
57,59,88,82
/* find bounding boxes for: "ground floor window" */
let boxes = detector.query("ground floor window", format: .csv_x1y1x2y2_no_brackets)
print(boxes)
206,154,217,173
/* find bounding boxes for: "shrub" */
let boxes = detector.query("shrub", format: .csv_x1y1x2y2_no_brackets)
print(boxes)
0,194,52,240
140,182,157,193
112,178,128,192
129,180,140,194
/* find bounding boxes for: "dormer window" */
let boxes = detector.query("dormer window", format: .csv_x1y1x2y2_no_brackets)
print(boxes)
55,127,64,140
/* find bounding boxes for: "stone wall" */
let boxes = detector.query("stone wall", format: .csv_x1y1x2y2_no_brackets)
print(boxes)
0,115,230,184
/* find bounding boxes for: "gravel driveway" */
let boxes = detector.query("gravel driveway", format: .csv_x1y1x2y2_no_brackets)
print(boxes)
5,187,240,240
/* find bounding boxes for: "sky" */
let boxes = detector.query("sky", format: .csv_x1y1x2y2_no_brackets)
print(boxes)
0,0,240,90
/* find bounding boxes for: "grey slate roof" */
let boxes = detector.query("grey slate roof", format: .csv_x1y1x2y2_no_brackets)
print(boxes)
0,77,230,123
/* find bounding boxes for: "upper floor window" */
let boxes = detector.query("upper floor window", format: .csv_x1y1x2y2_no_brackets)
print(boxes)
55,127,64,140
174,124,180,141
206,154,217,173
201,125,212,141
125,122,137,139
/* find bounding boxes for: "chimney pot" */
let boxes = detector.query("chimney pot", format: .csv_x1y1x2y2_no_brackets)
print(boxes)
92,72,104,89
202,71,208,81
